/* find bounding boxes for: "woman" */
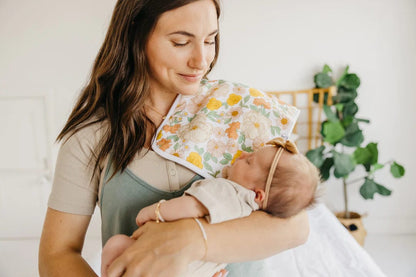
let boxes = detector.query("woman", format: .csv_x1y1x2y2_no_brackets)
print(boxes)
38,0,309,276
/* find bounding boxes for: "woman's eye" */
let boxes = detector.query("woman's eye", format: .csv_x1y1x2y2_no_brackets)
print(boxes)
205,41,215,45
173,42,188,47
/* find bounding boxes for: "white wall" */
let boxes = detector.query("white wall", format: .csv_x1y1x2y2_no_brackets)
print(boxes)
0,0,415,244
210,0,416,234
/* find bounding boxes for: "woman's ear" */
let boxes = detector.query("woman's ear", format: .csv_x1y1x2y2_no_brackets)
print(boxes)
253,188,265,204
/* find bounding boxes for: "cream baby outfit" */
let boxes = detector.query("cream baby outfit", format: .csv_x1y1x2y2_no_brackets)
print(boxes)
185,178,259,223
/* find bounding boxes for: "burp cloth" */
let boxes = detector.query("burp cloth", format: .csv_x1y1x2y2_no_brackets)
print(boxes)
151,80,300,179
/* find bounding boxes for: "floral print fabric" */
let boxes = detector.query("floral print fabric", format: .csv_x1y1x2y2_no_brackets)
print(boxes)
152,80,300,179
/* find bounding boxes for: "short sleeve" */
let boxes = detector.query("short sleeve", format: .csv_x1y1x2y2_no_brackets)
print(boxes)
48,123,104,215
185,178,259,223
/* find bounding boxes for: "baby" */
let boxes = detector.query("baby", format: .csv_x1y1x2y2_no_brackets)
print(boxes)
101,138,320,277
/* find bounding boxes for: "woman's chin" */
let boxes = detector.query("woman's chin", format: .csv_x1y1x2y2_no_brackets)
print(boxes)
177,83,202,96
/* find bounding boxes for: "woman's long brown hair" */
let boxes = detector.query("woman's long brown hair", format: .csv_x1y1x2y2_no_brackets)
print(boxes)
57,0,221,180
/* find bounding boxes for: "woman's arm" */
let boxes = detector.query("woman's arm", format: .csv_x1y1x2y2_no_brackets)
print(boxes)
107,209,309,277
203,210,309,262
39,208,97,277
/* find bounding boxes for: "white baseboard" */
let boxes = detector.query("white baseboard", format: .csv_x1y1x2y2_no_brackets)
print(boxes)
364,217,416,235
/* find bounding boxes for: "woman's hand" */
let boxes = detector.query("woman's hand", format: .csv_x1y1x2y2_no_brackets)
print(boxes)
107,219,205,277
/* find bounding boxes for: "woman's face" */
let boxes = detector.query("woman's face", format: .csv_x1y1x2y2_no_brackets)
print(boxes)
146,0,218,97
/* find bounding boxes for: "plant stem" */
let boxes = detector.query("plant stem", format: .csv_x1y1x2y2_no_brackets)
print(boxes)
346,176,365,185
343,177,350,218
345,160,395,185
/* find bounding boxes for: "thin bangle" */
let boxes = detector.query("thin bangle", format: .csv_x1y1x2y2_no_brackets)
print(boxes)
193,218,208,260
155,199,166,223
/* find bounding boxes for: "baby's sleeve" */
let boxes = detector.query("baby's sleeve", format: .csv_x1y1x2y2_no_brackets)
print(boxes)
185,178,259,224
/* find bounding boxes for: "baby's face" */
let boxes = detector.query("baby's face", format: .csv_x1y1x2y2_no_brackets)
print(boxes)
226,146,277,190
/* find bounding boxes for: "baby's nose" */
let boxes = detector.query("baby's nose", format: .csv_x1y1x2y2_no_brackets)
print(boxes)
238,152,248,159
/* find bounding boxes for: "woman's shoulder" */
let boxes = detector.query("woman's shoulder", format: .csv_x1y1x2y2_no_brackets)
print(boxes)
50,118,107,215
60,117,108,158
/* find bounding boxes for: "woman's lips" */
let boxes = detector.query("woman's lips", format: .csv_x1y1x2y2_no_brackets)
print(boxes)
179,73,203,83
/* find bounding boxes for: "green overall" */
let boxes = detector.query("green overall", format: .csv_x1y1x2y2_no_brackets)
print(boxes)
100,162,201,245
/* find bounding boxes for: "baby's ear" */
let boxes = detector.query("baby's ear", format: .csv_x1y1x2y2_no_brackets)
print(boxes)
253,188,265,203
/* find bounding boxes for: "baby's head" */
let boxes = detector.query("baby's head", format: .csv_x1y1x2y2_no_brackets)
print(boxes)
263,138,320,218
225,138,320,218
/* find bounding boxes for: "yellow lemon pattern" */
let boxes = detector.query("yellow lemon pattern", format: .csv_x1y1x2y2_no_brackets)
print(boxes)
226,94,242,106
156,131,163,140
186,152,203,169
231,150,243,164
249,88,264,97
206,98,222,110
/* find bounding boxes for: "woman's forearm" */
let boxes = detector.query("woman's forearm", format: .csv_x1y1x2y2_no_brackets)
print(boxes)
39,251,97,277
202,210,309,263
39,208,97,277
117,210,309,276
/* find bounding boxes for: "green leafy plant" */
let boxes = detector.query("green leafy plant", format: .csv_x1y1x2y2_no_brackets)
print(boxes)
306,65,405,218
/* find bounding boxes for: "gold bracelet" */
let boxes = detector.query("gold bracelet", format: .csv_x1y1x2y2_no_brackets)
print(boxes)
193,218,208,260
155,199,166,223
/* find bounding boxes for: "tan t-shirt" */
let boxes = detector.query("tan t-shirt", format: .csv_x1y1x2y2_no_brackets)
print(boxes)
48,121,196,215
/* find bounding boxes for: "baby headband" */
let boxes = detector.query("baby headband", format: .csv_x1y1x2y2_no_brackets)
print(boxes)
263,137,299,209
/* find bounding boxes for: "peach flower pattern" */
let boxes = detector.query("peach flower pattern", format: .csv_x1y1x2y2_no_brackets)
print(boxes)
157,138,171,151
253,98,271,109
225,122,240,140
163,124,181,133
151,80,299,178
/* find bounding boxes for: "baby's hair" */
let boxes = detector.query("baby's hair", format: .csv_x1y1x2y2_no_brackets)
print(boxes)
264,148,320,218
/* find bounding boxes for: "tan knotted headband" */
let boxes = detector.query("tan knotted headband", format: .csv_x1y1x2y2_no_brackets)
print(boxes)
263,137,299,209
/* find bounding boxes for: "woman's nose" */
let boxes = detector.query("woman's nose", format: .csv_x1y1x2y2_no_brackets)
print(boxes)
188,44,208,70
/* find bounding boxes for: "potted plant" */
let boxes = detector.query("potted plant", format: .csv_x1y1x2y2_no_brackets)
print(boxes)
306,65,405,245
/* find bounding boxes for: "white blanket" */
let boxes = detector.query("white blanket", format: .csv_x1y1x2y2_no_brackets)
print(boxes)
264,203,385,277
